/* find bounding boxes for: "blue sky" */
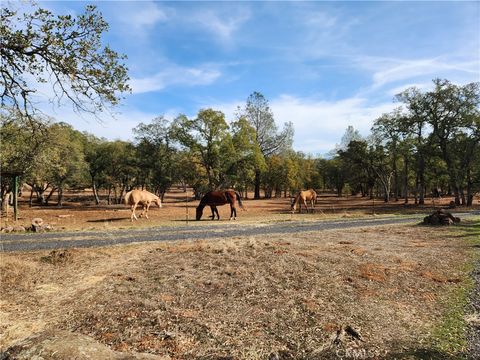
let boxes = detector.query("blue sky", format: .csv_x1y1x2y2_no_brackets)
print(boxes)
32,1,480,155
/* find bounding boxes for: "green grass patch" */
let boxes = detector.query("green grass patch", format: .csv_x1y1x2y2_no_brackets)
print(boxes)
431,219,480,358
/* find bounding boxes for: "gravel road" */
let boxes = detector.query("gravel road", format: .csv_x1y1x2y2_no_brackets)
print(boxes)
1,211,478,252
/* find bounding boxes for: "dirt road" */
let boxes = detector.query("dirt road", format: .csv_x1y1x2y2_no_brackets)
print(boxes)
2,211,479,252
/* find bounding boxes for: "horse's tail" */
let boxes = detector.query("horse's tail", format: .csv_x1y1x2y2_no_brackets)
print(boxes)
235,191,246,210
124,191,132,205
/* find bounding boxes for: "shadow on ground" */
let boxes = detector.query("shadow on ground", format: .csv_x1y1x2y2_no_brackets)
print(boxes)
86,217,130,223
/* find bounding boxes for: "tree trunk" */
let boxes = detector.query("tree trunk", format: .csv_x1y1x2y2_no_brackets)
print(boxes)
449,171,461,206
57,186,64,207
45,187,56,205
466,170,474,207
92,178,100,205
117,185,126,204
392,148,398,201
254,169,261,199
274,187,281,198
418,156,425,205
29,186,34,207
30,183,48,205
337,186,343,197
2,193,11,215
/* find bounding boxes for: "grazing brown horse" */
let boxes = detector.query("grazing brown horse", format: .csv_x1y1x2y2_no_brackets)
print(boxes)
291,189,317,213
124,189,162,221
196,190,245,221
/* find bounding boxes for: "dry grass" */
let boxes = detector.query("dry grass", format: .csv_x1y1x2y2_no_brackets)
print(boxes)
0,223,472,358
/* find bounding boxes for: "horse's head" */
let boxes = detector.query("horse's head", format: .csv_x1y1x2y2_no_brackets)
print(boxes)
154,196,162,208
196,205,204,221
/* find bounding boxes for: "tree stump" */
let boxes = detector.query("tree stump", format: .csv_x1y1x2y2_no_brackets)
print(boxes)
31,217,45,232
423,209,460,226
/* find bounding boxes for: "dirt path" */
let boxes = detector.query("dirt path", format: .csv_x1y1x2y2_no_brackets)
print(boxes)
2,211,479,252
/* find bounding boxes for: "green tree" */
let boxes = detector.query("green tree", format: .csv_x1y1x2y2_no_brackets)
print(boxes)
1,4,130,118
46,123,88,206
396,87,440,204
322,157,347,197
172,109,233,189
100,140,138,204
133,116,177,200
337,140,375,198
228,117,265,196
0,110,51,202
397,79,480,205
237,92,293,199
83,134,110,205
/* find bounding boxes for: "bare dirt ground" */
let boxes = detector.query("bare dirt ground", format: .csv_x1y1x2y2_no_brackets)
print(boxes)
2,188,477,232
1,220,479,359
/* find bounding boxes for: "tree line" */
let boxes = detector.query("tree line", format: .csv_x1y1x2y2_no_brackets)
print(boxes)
323,79,479,206
1,80,479,208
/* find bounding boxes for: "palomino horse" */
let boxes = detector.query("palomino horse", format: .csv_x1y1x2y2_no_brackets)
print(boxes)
196,190,245,221
291,189,317,213
124,189,162,221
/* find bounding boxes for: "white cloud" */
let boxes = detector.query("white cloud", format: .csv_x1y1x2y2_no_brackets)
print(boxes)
355,56,479,89
193,8,250,43
38,103,159,141
304,11,337,29
386,82,433,96
270,95,396,154
129,64,221,94
118,2,170,29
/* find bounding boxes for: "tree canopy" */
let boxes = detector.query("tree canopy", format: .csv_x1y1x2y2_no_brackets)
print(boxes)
236,91,294,198
1,4,130,118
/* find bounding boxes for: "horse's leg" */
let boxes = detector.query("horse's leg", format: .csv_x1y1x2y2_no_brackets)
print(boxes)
145,202,151,219
210,206,215,220
139,203,146,218
215,207,220,220
303,199,308,213
131,203,138,221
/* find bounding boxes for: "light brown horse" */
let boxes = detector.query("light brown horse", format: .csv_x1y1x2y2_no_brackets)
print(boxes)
196,190,245,221
124,189,162,221
291,189,317,213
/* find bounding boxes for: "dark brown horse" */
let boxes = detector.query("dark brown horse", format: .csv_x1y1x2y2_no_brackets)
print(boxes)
196,190,245,221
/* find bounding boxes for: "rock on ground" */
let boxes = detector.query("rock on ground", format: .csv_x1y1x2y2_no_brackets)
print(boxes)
0,330,169,360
